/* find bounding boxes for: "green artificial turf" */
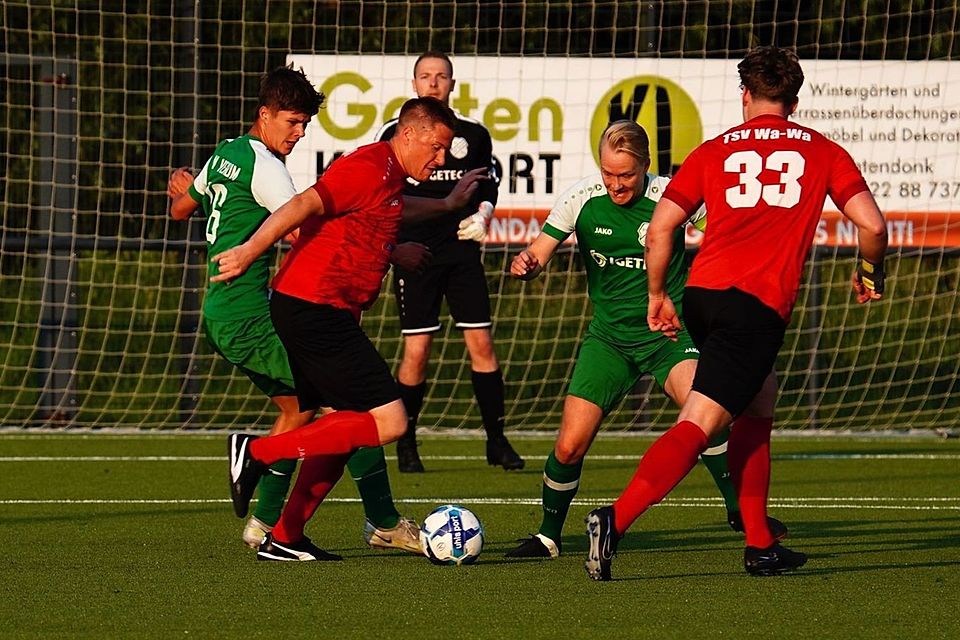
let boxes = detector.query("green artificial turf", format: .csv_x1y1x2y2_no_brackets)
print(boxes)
1,434,958,639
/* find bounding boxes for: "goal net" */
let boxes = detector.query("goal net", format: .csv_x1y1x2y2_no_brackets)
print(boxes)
2,2,958,433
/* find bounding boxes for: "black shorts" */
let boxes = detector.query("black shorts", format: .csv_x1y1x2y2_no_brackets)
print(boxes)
392,254,491,334
269,291,399,413
683,287,786,417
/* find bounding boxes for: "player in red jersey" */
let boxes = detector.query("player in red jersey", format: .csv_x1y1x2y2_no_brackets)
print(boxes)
584,46,888,579
211,97,464,561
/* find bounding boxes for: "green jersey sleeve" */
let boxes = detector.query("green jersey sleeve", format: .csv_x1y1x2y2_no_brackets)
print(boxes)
188,157,212,203
542,174,606,242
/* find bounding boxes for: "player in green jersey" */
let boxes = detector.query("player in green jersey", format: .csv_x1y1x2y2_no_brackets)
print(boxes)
505,120,786,558
167,65,427,554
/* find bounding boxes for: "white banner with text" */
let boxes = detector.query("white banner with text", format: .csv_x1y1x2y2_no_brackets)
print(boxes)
287,55,960,246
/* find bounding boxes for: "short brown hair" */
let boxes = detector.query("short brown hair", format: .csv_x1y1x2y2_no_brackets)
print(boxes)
738,46,804,107
397,96,458,133
413,51,454,77
257,64,325,116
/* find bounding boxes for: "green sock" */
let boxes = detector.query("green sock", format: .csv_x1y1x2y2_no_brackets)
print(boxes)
538,451,584,543
347,446,400,529
700,430,740,512
252,458,297,526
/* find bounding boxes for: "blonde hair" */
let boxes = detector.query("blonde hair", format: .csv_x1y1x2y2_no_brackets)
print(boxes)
599,120,650,164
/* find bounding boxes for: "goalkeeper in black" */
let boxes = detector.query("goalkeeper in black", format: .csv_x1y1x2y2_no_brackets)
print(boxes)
375,51,523,472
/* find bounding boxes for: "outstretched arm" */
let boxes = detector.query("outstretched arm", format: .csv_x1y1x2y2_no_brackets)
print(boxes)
210,188,323,283
402,167,489,224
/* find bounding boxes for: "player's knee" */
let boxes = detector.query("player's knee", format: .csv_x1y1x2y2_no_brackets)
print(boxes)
373,409,408,443
554,440,586,465
401,336,433,370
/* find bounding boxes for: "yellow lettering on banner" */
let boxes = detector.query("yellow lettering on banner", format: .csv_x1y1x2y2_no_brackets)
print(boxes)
530,98,563,142
485,99,522,141
452,82,479,118
383,97,406,124
319,72,376,140
313,71,564,144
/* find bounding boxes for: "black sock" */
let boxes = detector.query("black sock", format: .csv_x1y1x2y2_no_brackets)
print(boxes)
396,380,426,441
471,369,505,439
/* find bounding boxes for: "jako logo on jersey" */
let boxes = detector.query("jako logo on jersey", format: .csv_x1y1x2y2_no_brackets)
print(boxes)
594,226,613,235
684,347,700,354
589,76,702,175
590,250,645,270
637,222,649,247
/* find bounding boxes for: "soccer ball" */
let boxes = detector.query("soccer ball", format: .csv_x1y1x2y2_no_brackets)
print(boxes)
420,504,484,565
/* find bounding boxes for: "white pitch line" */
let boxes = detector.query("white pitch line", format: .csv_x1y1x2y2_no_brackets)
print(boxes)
1,497,957,510
1,453,958,462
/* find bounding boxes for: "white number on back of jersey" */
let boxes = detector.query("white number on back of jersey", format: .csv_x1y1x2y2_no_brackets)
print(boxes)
723,150,805,209
205,183,228,243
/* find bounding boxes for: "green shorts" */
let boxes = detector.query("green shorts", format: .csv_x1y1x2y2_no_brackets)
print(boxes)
567,328,699,415
203,313,296,398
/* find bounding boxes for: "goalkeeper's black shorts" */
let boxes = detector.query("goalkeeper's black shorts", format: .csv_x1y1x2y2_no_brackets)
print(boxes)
682,286,786,417
392,251,491,335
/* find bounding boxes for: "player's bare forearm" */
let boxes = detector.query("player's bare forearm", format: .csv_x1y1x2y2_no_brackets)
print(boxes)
169,191,200,221
844,191,888,262
510,234,559,280
644,226,673,297
401,167,489,224
646,198,687,296
843,190,888,302
390,242,432,274
210,188,321,282
168,167,199,220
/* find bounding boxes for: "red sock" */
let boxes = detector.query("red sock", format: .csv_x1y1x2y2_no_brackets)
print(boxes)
272,454,348,543
250,411,380,465
613,420,708,535
728,415,774,549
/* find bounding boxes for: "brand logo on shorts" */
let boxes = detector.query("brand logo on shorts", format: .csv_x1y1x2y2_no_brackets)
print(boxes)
684,347,699,354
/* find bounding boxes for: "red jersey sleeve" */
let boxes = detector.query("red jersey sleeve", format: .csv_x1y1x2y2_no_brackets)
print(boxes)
827,143,869,210
662,145,706,215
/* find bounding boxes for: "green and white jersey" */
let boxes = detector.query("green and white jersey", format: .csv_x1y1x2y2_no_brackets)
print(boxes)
188,135,297,321
542,173,705,347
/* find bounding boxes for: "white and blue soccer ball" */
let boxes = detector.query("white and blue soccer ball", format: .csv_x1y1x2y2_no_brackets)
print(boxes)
420,504,484,565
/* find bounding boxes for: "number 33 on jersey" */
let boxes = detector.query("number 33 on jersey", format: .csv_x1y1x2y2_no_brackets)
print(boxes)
663,113,871,321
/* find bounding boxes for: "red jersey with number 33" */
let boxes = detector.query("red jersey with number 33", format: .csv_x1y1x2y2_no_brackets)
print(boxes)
663,114,869,321
271,142,406,317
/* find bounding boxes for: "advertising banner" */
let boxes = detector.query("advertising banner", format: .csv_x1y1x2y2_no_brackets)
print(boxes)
287,55,960,247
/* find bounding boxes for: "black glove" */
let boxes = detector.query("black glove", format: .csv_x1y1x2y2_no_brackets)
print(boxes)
856,255,885,295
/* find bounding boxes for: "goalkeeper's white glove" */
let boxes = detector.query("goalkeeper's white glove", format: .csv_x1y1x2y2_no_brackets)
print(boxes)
457,201,494,242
